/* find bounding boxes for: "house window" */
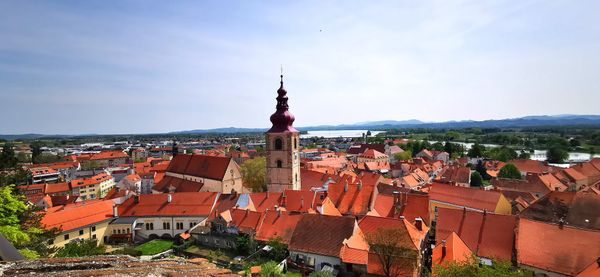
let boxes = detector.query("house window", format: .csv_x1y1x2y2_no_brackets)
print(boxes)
79,230,84,236
146,223,154,230
189,222,196,228
92,234,96,240
176,222,184,230
127,228,130,233
215,239,220,246
91,225,96,232
274,138,283,150
294,137,298,149
48,239,54,245
277,160,283,168
64,234,69,240
163,222,170,230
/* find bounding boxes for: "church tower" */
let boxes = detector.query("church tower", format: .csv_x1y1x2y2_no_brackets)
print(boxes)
266,75,301,192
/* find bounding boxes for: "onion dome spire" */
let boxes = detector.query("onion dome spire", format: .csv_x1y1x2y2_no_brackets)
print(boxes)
268,75,298,133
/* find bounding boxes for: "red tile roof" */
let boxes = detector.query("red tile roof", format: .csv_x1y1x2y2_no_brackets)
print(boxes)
359,149,388,159
572,162,600,185
436,207,516,261
431,232,472,267
358,215,426,251
167,154,232,181
227,208,263,234
327,177,374,216
152,176,204,193
248,192,282,212
45,182,71,194
289,214,355,257
347,144,386,155
430,183,503,212
509,159,553,174
255,210,302,244
41,200,113,232
89,150,129,160
70,172,112,188
516,218,600,276
118,192,219,217
373,193,430,223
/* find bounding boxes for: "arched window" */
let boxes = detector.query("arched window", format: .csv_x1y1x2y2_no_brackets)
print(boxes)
277,160,283,168
293,137,298,149
295,173,298,182
274,138,283,150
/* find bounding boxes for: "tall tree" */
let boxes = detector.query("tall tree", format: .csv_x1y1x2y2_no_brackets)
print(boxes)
434,255,530,277
467,143,485,158
365,228,418,277
240,157,267,192
0,142,18,169
546,145,569,163
470,172,483,187
498,164,522,179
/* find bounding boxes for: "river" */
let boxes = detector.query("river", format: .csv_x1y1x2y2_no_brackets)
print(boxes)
300,130,385,139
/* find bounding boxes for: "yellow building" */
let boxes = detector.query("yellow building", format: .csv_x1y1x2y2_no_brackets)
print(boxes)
429,183,512,223
41,200,114,249
71,172,115,200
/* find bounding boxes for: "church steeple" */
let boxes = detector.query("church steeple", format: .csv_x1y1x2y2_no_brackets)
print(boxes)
268,75,298,133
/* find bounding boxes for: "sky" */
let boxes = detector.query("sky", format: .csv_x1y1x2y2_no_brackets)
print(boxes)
1,0,599,134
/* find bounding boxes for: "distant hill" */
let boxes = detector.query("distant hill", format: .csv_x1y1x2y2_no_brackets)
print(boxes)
2,115,600,139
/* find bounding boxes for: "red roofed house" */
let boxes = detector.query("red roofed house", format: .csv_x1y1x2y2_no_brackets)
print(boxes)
29,166,60,184
199,208,264,250
429,183,512,224
41,200,114,248
327,177,376,217
70,172,115,201
117,192,220,242
436,207,517,264
516,218,600,276
153,154,243,194
80,150,130,170
288,214,356,274
372,191,430,223
358,215,428,277
255,209,303,244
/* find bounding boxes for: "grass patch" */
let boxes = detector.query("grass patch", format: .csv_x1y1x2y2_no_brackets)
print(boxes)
185,245,237,262
135,239,174,255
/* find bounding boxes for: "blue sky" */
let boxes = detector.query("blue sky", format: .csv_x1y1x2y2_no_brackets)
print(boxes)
1,0,599,134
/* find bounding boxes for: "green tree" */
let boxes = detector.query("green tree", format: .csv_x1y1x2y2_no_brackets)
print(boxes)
474,160,490,180
394,151,412,161
0,142,18,169
236,235,257,255
467,143,485,158
240,157,267,192
470,172,483,187
486,146,517,162
434,255,530,277
259,261,284,277
266,237,288,262
365,227,418,277
546,145,569,163
0,185,56,257
498,164,522,179
55,239,106,257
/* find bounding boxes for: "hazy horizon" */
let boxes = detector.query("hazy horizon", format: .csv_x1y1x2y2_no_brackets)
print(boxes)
2,1,599,134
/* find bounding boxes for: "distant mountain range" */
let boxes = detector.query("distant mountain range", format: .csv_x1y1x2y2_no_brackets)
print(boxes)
2,115,600,139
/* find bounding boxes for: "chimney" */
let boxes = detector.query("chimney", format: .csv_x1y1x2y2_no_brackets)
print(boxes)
134,195,139,204
344,180,349,192
281,194,287,207
266,192,269,199
596,257,600,267
441,240,447,259
300,196,304,209
357,181,362,191
393,191,399,206
112,205,118,217
245,209,249,217
277,209,282,217
399,215,405,220
392,180,398,188
558,218,565,229
167,194,172,203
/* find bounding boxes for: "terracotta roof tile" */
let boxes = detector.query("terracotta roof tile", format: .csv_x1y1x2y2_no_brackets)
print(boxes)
516,218,600,275
41,200,113,232
436,207,516,261
118,192,218,217
289,214,355,257
431,232,472,267
430,183,503,212
255,210,302,244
